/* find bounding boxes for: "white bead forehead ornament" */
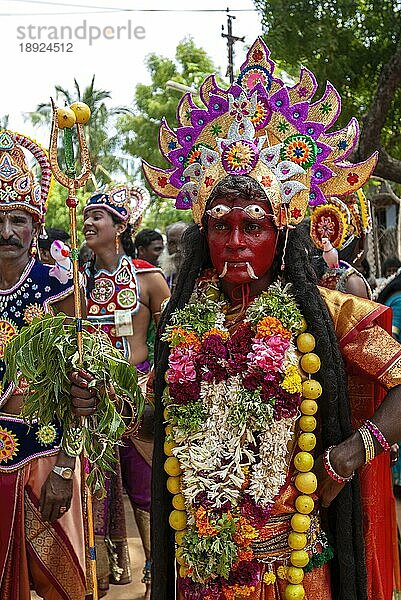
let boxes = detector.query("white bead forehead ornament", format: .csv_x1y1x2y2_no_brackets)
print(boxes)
206,204,273,220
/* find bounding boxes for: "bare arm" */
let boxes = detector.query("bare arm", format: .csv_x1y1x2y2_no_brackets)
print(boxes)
345,273,370,299
52,287,87,318
317,384,401,507
139,271,171,324
40,292,90,521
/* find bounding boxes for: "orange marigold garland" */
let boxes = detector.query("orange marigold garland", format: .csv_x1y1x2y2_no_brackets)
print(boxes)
162,282,329,598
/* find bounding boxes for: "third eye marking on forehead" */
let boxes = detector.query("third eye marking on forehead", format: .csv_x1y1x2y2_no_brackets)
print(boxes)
207,204,273,220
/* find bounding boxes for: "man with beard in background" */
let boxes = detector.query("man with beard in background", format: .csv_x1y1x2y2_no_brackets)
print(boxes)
159,221,189,293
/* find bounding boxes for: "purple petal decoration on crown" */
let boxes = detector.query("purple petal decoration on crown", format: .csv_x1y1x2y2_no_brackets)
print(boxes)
228,83,244,99
311,163,335,185
170,171,188,189
270,87,290,112
176,127,197,148
207,95,229,117
177,93,197,124
250,80,270,100
176,186,196,209
309,185,327,206
287,102,310,126
316,142,332,162
168,147,187,169
301,121,326,139
190,109,211,131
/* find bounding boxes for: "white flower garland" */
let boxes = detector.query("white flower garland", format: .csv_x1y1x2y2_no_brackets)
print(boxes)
248,417,296,506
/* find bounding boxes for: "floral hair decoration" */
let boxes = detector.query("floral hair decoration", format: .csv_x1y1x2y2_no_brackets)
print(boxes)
310,189,372,251
143,38,377,228
0,130,52,223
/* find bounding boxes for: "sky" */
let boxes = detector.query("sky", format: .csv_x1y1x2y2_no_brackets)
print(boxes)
0,0,263,145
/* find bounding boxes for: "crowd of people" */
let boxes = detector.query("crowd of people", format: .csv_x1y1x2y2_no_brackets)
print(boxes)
1,37,401,600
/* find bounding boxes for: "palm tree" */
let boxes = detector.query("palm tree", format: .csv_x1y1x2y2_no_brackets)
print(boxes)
0,115,9,129
27,75,133,189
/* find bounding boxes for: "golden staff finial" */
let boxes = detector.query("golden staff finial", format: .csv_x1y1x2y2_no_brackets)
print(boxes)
49,99,98,600
49,98,91,359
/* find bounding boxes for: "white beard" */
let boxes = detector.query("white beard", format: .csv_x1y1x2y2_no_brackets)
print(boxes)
158,248,177,277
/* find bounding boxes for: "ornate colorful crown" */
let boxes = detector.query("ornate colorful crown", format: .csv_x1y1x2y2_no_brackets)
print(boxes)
310,190,372,250
0,130,51,222
143,38,378,228
84,183,150,228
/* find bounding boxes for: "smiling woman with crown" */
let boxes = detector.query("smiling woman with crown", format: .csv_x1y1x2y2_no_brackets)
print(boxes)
146,39,401,600
83,182,171,598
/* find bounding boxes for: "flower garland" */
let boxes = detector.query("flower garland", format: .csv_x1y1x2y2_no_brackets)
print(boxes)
162,280,324,599
372,265,401,301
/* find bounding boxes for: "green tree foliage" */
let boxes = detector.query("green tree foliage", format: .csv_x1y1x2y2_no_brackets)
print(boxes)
117,37,220,172
253,0,401,182
44,182,89,243
28,76,132,190
117,38,221,228
141,198,194,231
0,115,9,129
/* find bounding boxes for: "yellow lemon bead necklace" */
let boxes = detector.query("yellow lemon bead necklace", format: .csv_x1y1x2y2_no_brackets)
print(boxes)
284,327,322,600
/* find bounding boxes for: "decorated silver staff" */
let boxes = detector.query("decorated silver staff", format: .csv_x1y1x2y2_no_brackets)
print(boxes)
48,100,98,599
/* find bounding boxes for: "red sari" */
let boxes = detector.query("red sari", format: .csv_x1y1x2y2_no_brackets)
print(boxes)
320,287,401,599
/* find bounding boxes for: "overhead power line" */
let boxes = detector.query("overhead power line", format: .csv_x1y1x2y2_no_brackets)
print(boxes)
1,1,259,16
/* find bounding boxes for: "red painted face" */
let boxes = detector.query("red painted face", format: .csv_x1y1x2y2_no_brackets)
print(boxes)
206,195,278,285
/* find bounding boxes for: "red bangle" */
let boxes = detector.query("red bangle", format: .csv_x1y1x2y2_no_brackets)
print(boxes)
364,419,390,452
323,446,354,484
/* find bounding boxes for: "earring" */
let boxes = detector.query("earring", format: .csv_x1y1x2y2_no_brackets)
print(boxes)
30,235,38,257
115,234,120,255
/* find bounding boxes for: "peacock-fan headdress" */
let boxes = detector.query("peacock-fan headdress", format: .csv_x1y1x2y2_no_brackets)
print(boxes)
0,130,51,223
143,38,378,228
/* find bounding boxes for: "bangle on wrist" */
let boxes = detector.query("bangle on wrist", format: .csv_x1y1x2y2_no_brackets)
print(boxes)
323,445,354,484
120,395,139,437
364,419,390,452
358,425,376,463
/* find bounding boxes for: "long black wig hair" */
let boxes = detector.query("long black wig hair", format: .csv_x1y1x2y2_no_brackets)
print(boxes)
151,175,366,600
